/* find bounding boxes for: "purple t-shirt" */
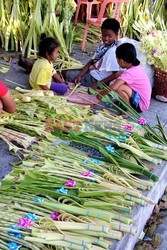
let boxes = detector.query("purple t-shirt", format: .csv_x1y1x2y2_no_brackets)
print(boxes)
118,65,151,111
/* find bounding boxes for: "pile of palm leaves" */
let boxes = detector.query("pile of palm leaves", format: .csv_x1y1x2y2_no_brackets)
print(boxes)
0,89,167,249
0,0,82,70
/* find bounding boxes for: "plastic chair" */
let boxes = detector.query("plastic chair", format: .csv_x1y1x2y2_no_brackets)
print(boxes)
74,0,103,25
81,0,129,51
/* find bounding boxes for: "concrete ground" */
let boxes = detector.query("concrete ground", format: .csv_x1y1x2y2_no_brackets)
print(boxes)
0,45,167,249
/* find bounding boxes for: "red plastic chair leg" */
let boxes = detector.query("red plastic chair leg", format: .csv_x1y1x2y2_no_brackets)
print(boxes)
74,2,81,25
81,22,90,51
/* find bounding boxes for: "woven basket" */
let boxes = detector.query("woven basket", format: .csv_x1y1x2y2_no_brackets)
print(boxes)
153,66,167,98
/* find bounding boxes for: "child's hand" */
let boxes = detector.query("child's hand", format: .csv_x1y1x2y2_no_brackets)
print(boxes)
74,75,82,85
67,82,75,88
96,93,102,100
96,89,109,100
89,65,96,70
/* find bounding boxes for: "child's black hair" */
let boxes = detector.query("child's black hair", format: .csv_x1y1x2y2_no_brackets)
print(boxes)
101,18,120,34
38,33,59,57
116,43,140,66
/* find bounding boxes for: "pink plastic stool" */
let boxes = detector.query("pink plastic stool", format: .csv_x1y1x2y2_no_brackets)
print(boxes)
81,0,129,51
74,0,103,25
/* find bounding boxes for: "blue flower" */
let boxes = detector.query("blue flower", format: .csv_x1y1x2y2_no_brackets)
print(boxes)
106,135,115,140
9,225,21,230
33,197,45,203
8,232,23,239
6,242,22,250
105,145,115,153
116,135,127,141
90,169,99,174
91,158,100,164
105,102,113,108
88,179,96,183
137,124,142,130
55,187,68,195
25,213,37,221
83,159,89,164
123,131,131,136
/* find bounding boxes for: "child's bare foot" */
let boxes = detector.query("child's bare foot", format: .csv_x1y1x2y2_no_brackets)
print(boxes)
18,54,33,73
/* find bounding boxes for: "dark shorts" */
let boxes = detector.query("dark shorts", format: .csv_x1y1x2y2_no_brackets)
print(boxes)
130,90,142,113
65,69,97,87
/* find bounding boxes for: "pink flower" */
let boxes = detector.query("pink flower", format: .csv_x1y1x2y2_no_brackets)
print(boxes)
50,212,61,221
124,124,133,131
151,31,156,37
80,171,93,177
137,117,147,125
18,218,34,229
64,179,76,187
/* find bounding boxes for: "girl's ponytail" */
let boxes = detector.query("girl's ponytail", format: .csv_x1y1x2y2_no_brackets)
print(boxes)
132,58,140,66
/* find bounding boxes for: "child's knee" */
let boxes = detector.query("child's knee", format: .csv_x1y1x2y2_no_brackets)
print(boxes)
114,89,120,95
50,83,68,95
60,84,68,95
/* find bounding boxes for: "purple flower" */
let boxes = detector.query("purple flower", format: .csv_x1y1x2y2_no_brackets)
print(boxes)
137,117,147,125
124,124,133,131
64,180,76,187
50,211,61,221
81,171,93,177
152,49,157,54
18,218,34,229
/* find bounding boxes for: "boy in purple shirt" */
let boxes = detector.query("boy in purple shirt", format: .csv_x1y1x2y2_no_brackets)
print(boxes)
97,43,151,112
